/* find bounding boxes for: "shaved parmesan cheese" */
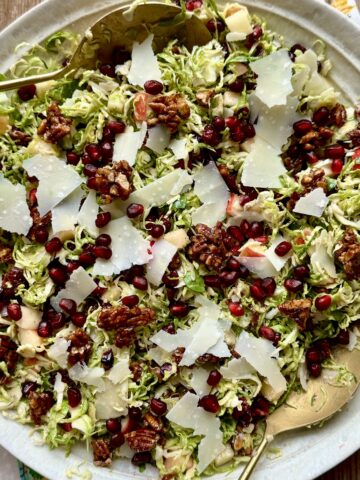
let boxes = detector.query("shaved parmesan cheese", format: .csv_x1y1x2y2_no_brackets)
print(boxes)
146,125,170,154
293,188,329,217
146,239,177,286
93,217,152,276
164,229,189,249
220,357,255,380
166,391,198,430
225,7,253,36
77,190,99,237
126,170,193,208
265,235,292,271
23,155,83,216
237,256,277,279
226,31,248,42
54,372,66,410
95,378,128,419
48,337,70,368
51,186,83,234
198,430,225,473
169,138,188,160
189,368,211,396
108,358,131,385
51,266,97,311
235,332,286,394
0,175,32,235
17,307,41,330
250,49,294,108
241,138,287,189
128,34,162,86
295,49,318,74
148,346,172,366
113,122,147,166
69,363,105,391
347,331,358,352
207,336,231,358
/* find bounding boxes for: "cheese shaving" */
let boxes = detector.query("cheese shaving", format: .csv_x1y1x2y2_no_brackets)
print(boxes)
0,175,32,235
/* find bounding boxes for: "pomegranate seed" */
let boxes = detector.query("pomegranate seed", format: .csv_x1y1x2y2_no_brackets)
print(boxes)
128,406,142,422
245,25,263,48
144,80,163,95
37,321,52,338
201,125,221,147
250,284,266,301
207,370,222,387
78,251,96,267
100,63,116,77
227,257,242,271
227,226,244,243
198,394,220,413
47,311,66,330
28,188,38,208
122,295,139,308
306,348,321,364
101,349,114,370
337,329,350,345
66,261,80,273
83,163,97,177
82,153,92,165
316,339,331,360
85,143,102,162
34,228,49,244
293,265,310,280
127,203,144,219
228,302,244,317
206,18,225,33
102,125,114,141
313,107,330,125
204,275,221,288
7,303,22,320
230,125,245,143
315,294,332,311
162,270,179,287
162,323,175,334
284,278,303,293
293,119,313,136
92,285,107,297
248,222,264,239
93,246,112,259
45,237,63,254
170,303,189,318
186,0,202,11
229,77,244,93
68,388,81,408
275,241,292,257
95,234,112,247
150,224,164,238
95,212,111,228
244,123,256,139
61,423,73,432
308,363,322,378
238,265,250,279
303,152,319,164
239,219,250,237
132,276,148,291
132,452,152,466
71,312,86,327
219,271,239,286
325,144,345,159
331,158,343,175
100,141,113,160
212,116,225,132
259,325,277,342
66,152,80,165
106,418,121,433
49,267,68,285
107,120,125,135
18,84,36,101
59,298,77,315
251,396,270,418
22,381,38,397
261,277,276,296
150,398,167,416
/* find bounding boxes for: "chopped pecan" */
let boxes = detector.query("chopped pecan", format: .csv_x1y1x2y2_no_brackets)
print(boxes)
92,439,112,467
196,353,220,364
37,102,72,144
283,155,304,174
0,244,13,264
172,347,185,365
130,361,143,382
9,127,32,146
148,94,190,133
300,168,328,193
335,229,360,280
28,207,52,241
98,305,156,330
28,391,54,425
195,90,215,107
67,328,92,366
330,103,347,127
0,335,19,374
278,299,312,331
144,412,163,432
125,428,159,452
115,328,136,348
92,161,133,203
348,127,360,147
1,267,25,299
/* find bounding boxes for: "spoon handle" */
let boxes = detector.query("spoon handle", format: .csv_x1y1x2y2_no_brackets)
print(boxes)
238,434,269,480
0,68,66,93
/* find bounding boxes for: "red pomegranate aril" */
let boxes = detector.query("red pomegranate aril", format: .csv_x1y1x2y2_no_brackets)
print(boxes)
239,219,250,237
107,120,126,135
34,228,49,244
284,278,303,293
101,349,114,370
244,123,256,139
219,271,239,286
59,298,77,315
306,348,321,364
95,212,111,228
37,321,52,338
66,151,80,165
162,270,179,287
122,295,139,307
127,203,144,219
238,265,250,279
85,143,102,162
206,18,225,33
7,303,22,321
227,257,242,272
92,285,107,297
250,284,266,302
132,276,148,291
68,388,81,408
96,234,112,247
61,423,73,432
71,312,86,327
227,226,244,243
198,394,220,414
212,116,225,132
18,84,36,101
110,433,125,449
22,381,38,397
83,163,97,177
207,370,222,387
293,265,310,280
48,311,66,330
228,301,244,317
325,144,345,159
331,158,343,175
313,106,330,126
337,329,350,345
186,0,202,11
78,251,96,267
170,303,189,318
93,246,112,259
49,267,68,285
102,125,114,141
150,224,164,238
204,275,221,288
66,261,80,273
293,119,313,136
248,222,264,239
128,406,142,422
100,141,113,160
245,25,263,48
229,77,244,93
261,277,276,296
100,63,116,77
251,396,271,418
308,363,322,378
259,325,277,342
82,153,92,165
230,126,245,143
28,188,38,208
315,294,332,311
106,418,122,433
45,237,63,254
162,323,176,334
304,152,319,164
131,452,152,466
150,398,167,416
202,125,221,147
144,80,163,95
275,241,292,257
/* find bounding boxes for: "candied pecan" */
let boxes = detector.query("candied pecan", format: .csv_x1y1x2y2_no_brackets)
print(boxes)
1,267,25,299
172,347,185,365
0,335,19,374
28,391,54,425
335,229,360,280
125,428,159,452
28,207,52,241
283,155,304,174
148,94,190,133
301,168,328,193
0,244,13,264
67,328,92,366
218,164,238,193
98,305,156,330
299,130,320,151
92,161,133,203
278,298,312,331
9,127,32,146
195,90,215,107
92,439,112,467
37,102,72,144
348,128,360,147
330,103,347,127
130,361,143,382
115,327,136,348
197,353,220,364
144,412,163,432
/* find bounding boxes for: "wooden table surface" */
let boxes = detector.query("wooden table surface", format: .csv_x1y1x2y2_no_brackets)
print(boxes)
1,1,360,479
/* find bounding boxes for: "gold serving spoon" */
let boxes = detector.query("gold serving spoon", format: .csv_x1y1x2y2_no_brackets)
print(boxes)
239,346,360,479
0,2,212,92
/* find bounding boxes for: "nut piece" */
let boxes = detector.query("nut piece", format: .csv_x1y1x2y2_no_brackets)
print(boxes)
1,267,25,298
92,439,112,467
67,328,92,366
0,244,13,264
37,102,72,144
300,168,327,193
348,127,360,147
98,305,156,330
0,335,19,381
195,90,215,107
148,94,190,133
29,391,54,425
28,207,52,241
330,103,347,127
93,161,133,204
278,299,312,331
125,428,159,452
335,229,360,280
9,127,32,146
143,412,163,432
